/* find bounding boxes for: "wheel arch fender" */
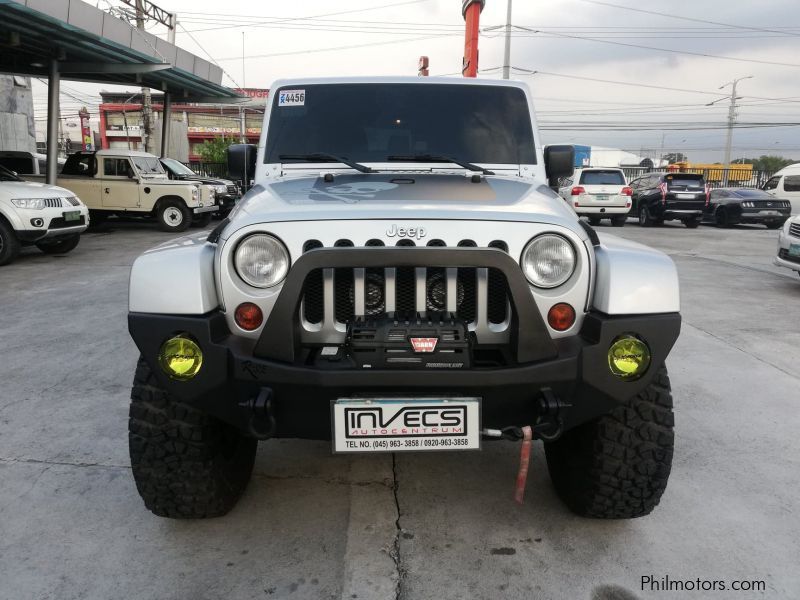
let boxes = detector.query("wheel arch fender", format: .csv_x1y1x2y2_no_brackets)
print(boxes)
129,234,219,314
0,206,24,231
154,195,188,214
592,233,680,314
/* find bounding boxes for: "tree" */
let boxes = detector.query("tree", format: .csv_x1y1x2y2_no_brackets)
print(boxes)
662,152,687,164
732,155,794,172
197,137,234,163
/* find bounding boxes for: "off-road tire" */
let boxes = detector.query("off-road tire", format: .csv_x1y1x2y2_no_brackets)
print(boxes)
36,234,80,255
156,199,191,233
544,366,674,519
611,216,626,227
0,218,21,266
191,212,213,228
129,357,257,518
588,216,602,226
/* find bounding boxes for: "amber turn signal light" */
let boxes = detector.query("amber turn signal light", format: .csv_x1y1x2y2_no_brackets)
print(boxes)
235,302,264,331
547,303,576,331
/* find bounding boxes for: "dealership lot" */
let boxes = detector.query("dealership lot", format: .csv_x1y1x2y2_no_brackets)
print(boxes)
1,221,798,599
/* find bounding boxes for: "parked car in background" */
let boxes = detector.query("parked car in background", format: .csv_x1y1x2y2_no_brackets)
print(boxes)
0,150,65,176
23,150,218,232
0,165,88,266
774,215,800,278
704,188,791,229
558,167,631,227
159,158,240,217
762,163,800,214
629,172,708,228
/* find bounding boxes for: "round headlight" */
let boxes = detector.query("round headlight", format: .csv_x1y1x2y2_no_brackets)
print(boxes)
521,234,576,288
234,234,290,288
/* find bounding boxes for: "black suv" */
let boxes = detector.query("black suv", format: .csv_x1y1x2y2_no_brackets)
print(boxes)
629,172,708,228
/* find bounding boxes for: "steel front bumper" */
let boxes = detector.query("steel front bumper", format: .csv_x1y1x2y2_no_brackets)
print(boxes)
129,310,680,439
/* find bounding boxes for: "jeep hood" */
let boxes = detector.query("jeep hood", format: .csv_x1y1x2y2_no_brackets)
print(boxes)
227,173,582,232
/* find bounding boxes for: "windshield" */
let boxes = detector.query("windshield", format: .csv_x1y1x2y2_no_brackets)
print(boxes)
579,170,625,185
265,83,536,166
0,164,22,181
161,158,196,176
132,157,166,175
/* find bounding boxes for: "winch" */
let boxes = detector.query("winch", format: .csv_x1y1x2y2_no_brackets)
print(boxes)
344,312,471,369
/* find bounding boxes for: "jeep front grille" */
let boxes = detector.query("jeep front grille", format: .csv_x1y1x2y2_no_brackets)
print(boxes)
299,239,512,344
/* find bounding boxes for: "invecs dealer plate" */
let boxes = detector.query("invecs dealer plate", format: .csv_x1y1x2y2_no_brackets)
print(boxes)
332,398,481,453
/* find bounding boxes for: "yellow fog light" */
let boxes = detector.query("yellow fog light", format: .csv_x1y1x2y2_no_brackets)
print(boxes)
158,335,203,380
608,335,651,380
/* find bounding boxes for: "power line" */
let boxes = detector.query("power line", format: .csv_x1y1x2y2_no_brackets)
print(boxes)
512,68,800,103
576,0,800,38
512,25,800,69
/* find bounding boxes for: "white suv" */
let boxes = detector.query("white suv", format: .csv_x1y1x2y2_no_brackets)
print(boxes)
0,165,89,266
559,168,631,227
775,215,800,277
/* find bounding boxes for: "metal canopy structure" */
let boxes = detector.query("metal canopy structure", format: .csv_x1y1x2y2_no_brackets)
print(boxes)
0,0,246,183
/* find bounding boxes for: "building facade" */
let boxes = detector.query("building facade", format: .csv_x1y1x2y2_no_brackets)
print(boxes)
98,88,268,160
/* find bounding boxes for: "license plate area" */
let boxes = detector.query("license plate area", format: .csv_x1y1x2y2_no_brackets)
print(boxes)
789,244,800,258
332,397,481,453
676,193,697,199
63,210,81,222
594,194,610,201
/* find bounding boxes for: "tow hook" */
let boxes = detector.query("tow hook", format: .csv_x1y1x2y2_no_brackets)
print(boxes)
479,389,571,504
241,387,277,440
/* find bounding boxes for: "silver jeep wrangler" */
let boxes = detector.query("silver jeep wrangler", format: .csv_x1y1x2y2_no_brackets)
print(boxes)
127,77,681,519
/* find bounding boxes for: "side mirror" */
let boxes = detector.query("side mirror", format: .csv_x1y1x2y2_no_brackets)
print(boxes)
227,144,257,192
544,145,575,189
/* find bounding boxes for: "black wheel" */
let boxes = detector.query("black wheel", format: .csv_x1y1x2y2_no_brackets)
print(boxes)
89,210,108,228
638,205,653,227
129,357,257,518
36,234,80,255
544,366,674,519
0,218,21,266
684,218,700,229
715,207,730,228
588,216,601,226
191,212,213,228
611,216,626,227
766,221,783,230
156,199,192,233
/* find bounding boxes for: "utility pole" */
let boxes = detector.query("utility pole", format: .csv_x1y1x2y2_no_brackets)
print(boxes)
502,0,513,79
718,75,753,185
135,0,153,153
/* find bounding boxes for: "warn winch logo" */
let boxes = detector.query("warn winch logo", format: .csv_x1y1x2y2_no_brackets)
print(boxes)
410,337,438,353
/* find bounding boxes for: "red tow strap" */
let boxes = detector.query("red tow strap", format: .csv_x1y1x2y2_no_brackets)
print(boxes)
514,426,534,504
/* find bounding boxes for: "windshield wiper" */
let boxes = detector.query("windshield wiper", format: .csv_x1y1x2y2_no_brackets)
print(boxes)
386,154,495,175
279,153,373,173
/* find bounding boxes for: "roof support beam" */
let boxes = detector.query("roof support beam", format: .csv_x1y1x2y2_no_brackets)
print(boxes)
59,63,170,74
46,58,59,185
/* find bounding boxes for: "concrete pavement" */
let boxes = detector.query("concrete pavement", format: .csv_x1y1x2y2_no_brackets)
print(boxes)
0,219,798,599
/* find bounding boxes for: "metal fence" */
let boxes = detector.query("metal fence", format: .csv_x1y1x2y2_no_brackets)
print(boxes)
620,167,775,189
187,161,229,179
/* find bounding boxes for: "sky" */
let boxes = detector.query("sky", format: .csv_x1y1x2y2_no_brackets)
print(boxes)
31,0,800,163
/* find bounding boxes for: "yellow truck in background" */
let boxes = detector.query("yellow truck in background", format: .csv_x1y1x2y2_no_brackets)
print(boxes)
668,161,754,184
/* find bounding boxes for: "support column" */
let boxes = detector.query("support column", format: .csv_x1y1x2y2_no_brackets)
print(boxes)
160,92,172,157
46,59,60,185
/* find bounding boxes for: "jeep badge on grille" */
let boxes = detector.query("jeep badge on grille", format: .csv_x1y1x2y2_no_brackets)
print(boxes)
410,337,438,353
